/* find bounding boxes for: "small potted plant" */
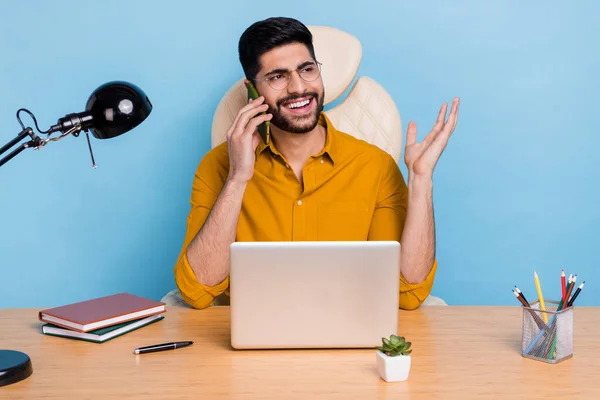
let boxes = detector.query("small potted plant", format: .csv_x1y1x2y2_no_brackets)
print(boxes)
375,334,412,382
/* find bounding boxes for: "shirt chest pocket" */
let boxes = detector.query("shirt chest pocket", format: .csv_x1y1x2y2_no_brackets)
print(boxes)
317,200,371,241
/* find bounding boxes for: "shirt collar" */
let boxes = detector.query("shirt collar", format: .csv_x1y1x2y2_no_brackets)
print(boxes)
256,112,338,165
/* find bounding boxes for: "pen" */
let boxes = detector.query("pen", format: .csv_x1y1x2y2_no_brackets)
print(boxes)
134,341,193,355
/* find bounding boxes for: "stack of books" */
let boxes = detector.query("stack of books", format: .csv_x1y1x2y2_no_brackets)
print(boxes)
38,293,166,343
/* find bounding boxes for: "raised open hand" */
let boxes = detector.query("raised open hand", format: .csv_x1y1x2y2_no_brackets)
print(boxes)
404,98,459,178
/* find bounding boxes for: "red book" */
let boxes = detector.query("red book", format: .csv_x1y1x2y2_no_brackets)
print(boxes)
39,293,166,333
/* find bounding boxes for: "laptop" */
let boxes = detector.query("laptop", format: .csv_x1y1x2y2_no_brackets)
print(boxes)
229,241,400,349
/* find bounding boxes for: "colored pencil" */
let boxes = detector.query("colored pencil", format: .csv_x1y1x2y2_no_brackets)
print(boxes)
534,271,548,323
567,281,585,307
512,289,547,332
546,278,583,359
557,275,573,311
561,275,577,311
561,269,566,304
514,286,530,306
512,289,528,307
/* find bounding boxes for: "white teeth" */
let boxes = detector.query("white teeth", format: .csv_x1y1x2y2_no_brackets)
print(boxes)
285,99,310,109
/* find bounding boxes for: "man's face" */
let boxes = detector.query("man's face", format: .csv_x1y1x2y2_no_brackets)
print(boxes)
254,43,324,134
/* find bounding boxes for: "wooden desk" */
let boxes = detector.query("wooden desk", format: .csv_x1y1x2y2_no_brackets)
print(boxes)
1,306,599,399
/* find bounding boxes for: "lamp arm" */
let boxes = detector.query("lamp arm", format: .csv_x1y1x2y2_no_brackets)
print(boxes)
0,128,32,156
0,127,45,168
0,109,93,169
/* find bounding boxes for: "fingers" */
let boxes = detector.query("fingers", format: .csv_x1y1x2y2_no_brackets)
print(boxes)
420,102,448,146
429,98,459,140
405,121,417,146
401,98,459,157
243,112,273,136
228,97,262,138
233,102,269,138
450,97,460,131
440,98,459,138
432,102,448,133
429,98,459,153
227,96,267,140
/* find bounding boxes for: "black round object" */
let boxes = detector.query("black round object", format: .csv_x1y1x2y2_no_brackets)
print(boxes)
0,350,33,387
85,81,153,139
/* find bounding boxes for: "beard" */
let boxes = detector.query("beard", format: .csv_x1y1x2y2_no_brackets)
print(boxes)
267,90,325,134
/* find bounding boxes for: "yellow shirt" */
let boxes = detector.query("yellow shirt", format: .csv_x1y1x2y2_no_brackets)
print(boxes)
174,112,437,310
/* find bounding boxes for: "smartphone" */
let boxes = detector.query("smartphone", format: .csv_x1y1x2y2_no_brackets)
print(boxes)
247,81,270,145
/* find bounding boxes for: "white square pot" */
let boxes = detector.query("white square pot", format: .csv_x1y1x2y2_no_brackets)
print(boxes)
376,351,411,382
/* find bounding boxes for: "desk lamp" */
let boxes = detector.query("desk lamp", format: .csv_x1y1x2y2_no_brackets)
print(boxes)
0,80,153,168
0,81,152,387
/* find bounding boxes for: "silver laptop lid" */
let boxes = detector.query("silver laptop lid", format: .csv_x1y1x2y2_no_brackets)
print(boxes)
229,241,400,349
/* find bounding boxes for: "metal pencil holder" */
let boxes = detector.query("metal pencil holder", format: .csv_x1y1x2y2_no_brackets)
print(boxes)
521,300,573,364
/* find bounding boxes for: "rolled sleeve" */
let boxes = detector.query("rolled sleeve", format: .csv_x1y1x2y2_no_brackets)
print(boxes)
399,259,437,310
175,250,229,309
173,145,230,309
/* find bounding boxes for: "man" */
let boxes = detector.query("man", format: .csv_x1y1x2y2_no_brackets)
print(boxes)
174,17,459,310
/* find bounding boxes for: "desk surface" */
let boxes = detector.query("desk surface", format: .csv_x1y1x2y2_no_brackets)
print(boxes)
1,306,599,399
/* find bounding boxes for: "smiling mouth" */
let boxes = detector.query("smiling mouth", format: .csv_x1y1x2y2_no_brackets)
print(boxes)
282,97,314,113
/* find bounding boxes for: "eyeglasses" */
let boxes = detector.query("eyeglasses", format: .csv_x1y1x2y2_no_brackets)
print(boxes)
254,61,322,90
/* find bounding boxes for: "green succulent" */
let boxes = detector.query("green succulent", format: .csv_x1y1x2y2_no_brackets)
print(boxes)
376,334,412,356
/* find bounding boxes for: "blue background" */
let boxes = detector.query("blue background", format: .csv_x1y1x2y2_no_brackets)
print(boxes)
1,1,597,308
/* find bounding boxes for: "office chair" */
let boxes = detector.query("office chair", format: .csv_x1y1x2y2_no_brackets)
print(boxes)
162,25,447,307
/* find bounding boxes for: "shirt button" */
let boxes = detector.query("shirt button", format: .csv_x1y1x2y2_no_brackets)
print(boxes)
297,200,303,206
320,159,324,164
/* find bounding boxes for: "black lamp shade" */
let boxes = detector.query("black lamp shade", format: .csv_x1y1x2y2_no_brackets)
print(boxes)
85,81,152,139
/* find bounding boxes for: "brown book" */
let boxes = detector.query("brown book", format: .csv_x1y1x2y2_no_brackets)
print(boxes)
38,293,166,333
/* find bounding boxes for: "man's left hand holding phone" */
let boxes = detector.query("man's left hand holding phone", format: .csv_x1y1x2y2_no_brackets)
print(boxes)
225,82,273,185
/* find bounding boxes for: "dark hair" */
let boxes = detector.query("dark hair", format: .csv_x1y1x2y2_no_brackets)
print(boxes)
238,17,316,81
